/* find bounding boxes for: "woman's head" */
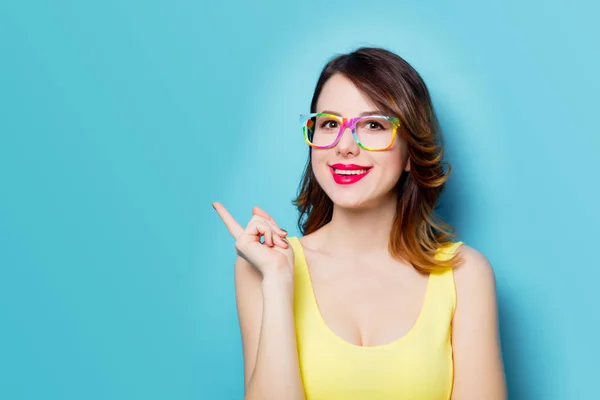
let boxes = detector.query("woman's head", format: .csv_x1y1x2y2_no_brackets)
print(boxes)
304,73,410,210
293,47,458,272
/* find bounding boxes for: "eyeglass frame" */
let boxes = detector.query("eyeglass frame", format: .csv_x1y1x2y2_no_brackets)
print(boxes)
299,112,401,151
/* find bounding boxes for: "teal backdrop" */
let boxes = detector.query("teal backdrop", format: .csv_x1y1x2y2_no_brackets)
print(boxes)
1,1,598,399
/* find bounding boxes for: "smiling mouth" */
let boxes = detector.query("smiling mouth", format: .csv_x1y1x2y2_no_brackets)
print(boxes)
329,165,372,185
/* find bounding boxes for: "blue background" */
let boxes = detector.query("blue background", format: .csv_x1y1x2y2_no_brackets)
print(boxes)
1,1,598,399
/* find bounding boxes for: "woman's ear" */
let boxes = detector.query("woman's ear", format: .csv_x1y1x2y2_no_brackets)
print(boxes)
404,158,411,172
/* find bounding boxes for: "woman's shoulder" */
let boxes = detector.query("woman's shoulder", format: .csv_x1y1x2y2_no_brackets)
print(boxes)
451,243,497,296
293,227,328,251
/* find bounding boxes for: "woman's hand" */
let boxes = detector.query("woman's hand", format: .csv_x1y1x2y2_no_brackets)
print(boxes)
212,202,294,280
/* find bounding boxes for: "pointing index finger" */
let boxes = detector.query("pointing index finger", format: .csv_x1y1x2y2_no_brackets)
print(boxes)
212,202,244,239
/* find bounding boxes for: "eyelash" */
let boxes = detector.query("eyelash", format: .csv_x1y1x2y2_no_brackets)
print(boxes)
319,120,385,130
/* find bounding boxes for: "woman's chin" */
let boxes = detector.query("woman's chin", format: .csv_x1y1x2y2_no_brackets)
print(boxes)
327,188,397,212
329,195,376,211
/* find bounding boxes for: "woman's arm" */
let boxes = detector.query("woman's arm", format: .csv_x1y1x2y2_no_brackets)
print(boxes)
451,245,507,399
235,255,305,400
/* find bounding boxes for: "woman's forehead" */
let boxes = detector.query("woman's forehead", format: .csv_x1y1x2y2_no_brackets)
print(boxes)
316,75,382,116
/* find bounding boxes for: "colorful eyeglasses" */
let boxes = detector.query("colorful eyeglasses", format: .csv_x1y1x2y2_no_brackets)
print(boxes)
299,113,401,151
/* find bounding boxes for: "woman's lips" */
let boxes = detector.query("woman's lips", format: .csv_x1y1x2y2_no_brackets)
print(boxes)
329,164,372,185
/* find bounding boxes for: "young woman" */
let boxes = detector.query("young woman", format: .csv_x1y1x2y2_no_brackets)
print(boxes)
213,47,507,400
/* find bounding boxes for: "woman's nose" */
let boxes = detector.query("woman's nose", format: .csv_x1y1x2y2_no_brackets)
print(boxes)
335,123,360,156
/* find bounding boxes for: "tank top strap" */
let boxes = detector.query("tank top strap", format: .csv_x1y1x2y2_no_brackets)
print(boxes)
287,236,317,321
435,241,465,262
424,241,464,325
287,236,308,279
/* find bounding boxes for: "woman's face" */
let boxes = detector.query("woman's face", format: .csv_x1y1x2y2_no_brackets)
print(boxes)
311,74,410,210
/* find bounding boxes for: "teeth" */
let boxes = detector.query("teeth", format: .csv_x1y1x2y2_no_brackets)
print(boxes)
334,169,368,175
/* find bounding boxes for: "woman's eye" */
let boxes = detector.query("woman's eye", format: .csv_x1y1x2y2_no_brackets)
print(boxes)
322,120,339,129
366,121,384,130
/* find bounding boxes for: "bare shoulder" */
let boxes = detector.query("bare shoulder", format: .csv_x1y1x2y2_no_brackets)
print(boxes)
297,225,328,253
453,244,497,293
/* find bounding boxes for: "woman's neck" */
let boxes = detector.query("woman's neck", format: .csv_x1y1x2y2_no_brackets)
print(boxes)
321,197,397,256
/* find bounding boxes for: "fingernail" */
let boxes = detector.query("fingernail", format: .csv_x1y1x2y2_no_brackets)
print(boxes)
281,228,288,233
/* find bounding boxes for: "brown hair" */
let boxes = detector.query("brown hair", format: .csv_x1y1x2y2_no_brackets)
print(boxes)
293,47,462,273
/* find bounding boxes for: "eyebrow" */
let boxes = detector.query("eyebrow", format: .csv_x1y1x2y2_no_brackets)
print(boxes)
319,110,385,117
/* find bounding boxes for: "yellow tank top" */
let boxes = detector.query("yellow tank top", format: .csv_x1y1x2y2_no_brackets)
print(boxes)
288,236,464,400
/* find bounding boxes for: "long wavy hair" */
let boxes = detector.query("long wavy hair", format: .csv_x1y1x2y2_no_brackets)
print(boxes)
293,47,462,273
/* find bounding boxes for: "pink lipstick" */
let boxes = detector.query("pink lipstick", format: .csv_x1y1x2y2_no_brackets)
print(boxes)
329,163,372,185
